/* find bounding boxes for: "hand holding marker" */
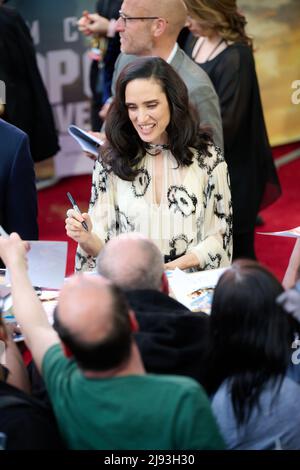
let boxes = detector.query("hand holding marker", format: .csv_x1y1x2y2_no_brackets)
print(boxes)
67,192,89,232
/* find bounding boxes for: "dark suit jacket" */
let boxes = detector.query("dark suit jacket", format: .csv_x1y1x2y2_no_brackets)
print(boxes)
0,119,38,241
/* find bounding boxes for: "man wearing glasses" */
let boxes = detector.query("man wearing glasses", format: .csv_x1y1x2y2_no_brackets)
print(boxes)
83,0,223,150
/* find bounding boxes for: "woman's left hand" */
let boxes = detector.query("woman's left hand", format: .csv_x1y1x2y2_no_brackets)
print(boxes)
164,252,199,271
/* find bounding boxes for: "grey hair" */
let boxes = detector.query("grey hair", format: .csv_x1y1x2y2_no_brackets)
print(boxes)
97,238,164,291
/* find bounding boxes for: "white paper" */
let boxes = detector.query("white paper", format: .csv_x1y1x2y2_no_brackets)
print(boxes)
257,226,300,239
2,288,59,342
169,267,227,295
5,241,67,289
168,267,227,312
68,125,104,157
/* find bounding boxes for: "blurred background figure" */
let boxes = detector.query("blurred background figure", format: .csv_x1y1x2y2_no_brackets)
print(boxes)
77,1,122,130
184,0,281,260
0,119,38,242
0,1,60,165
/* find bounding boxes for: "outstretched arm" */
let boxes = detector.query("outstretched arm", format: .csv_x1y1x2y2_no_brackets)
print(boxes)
282,239,300,289
2,324,31,394
164,252,199,270
0,234,60,372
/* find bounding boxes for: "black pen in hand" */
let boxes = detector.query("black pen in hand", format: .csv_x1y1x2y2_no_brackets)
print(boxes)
67,192,89,232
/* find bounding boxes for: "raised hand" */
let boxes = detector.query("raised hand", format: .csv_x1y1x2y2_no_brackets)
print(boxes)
77,11,109,37
0,232,30,272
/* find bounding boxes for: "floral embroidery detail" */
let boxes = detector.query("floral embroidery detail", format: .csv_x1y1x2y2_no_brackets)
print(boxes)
196,213,205,243
213,193,233,258
203,177,215,208
96,160,109,192
89,160,109,207
97,168,108,193
169,234,194,259
132,168,151,197
214,193,226,219
89,182,98,208
196,145,224,175
167,185,197,217
223,202,233,257
75,252,96,272
203,253,222,270
105,206,135,242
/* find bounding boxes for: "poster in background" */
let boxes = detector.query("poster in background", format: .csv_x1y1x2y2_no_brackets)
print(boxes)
239,0,300,146
9,0,96,177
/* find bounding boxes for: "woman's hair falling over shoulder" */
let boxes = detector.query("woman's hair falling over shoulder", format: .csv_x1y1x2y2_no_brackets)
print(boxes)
101,56,212,181
206,259,297,425
184,0,253,49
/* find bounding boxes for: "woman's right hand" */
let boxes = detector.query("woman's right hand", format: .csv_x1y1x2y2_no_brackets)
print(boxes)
65,209,93,244
65,209,103,257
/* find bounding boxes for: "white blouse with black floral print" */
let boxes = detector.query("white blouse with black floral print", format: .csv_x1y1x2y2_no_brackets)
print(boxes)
76,144,232,272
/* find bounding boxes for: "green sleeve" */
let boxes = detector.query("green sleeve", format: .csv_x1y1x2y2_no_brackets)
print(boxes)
174,383,226,450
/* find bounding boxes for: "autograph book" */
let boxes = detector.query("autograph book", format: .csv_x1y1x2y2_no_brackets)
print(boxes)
68,125,103,157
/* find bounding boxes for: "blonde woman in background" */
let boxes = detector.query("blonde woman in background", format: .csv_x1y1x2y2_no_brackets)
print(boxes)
184,0,281,260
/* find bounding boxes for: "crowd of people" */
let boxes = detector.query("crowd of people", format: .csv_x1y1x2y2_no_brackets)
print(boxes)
1,0,299,452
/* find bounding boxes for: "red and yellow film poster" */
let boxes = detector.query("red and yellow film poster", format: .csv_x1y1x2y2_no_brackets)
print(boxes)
239,0,300,146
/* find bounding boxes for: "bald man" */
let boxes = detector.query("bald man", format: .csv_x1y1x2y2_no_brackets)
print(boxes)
97,234,210,384
88,0,223,148
97,233,165,291
0,233,225,450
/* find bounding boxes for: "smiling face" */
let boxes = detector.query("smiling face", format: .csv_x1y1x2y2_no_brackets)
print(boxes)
125,78,171,145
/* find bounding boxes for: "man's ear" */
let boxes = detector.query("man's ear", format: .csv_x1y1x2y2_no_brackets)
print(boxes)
161,272,169,295
128,310,139,333
61,342,73,359
152,18,167,38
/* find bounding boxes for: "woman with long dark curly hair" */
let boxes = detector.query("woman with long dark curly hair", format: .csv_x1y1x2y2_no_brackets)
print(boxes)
184,0,281,260
206,259,300,449
66,57,232,272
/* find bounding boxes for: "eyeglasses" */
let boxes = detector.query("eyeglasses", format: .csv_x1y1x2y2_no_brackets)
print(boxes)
118,11,159,26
